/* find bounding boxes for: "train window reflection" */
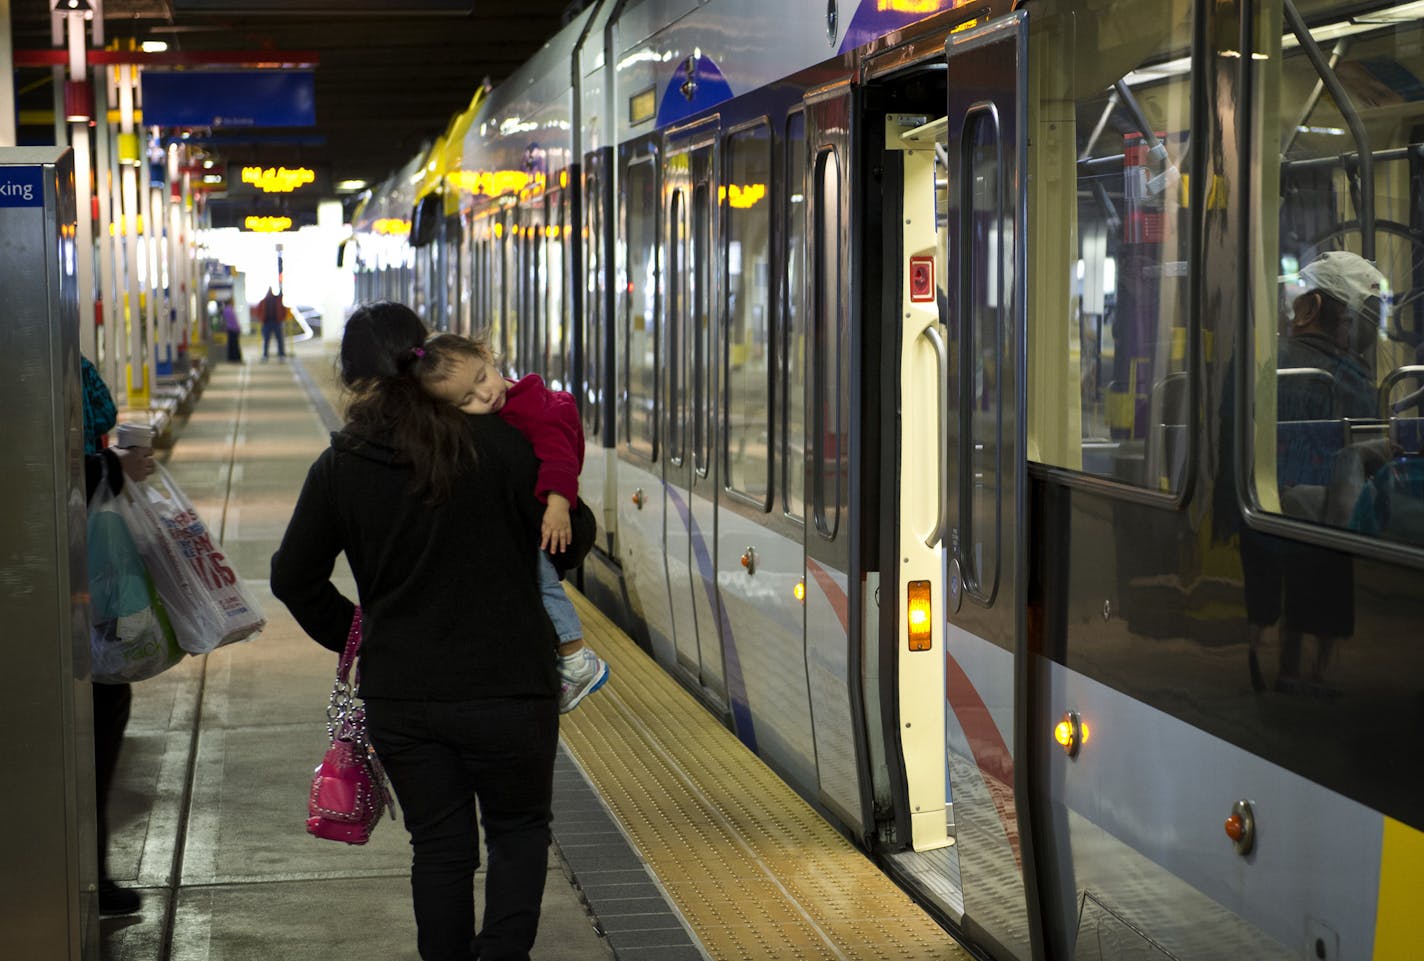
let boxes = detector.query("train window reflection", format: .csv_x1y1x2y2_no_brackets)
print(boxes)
547,190,567,391
669,188,687,464
1027,0,1193,493
693,181,712,476
623,154,659,461
784,112,808,522
1253,1,1424,548
583,170,603,437
812,146,846,539
964,108,1003,598
725,122,773,507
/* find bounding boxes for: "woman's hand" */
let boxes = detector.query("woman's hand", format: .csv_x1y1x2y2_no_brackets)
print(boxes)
541,494,573,553
114,445,156,483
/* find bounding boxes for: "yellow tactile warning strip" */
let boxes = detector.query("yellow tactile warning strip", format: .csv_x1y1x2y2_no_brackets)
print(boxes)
559,588,971,961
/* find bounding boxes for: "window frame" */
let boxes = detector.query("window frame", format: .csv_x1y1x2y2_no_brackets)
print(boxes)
621,148,661,463
811,144,847,540
1236,3,1424,566
721,117,776,511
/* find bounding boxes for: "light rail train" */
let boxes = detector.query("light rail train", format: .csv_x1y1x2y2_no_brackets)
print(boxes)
348,0,1424,957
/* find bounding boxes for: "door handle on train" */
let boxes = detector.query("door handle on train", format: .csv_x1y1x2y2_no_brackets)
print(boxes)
631,487,645,510
919,321,949,548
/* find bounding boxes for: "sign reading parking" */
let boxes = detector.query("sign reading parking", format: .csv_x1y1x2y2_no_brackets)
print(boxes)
0,166,43,207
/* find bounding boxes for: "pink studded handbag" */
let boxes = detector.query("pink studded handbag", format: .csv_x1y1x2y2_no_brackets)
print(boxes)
307,608,394,844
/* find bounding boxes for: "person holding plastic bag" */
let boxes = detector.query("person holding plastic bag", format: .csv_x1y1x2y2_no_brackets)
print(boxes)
88,474,184,684
84,439,156,917
108,425,266,655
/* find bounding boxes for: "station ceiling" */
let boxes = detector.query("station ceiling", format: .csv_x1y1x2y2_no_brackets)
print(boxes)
8,0,582,221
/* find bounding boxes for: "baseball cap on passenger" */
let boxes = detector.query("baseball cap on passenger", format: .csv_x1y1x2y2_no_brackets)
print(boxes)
1299,250,1387,317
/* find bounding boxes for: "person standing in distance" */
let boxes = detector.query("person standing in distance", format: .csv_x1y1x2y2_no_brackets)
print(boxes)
258,287,287,362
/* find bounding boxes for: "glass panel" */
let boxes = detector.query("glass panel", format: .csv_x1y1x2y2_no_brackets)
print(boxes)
785,113,808,521
584,172,603,437
624,156,658,460
725,123,773,505
813,147,846,538
1028,0,1193,492
1255,0,1424,547
965,109,1003,596
669,188,688,464
526,215,542,375
694,180,713,475
502,209,519,373
547,192,567,390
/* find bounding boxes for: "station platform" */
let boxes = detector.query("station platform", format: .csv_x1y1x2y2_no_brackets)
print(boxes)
97,339,968,961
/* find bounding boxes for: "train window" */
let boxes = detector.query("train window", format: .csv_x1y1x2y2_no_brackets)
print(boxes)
693,180,713,476
623,155,659,461
1027,0,1193,493
502,208,519,372
1250,0,1424,548
583,170,603,438
812,146,847,539
785,112,808,522
548,189,567,391
669,188,689,464
724,122,773,507
524,210,542,376
963,109,1004,598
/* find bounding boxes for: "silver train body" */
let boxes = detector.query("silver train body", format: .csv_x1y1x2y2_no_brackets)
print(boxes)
350,0,1424,957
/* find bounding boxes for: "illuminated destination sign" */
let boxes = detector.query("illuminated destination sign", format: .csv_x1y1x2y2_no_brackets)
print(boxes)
245,215,293,232
242,166,315,192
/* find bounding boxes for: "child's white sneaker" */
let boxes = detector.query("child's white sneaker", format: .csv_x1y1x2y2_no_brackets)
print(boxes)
558,648,609,714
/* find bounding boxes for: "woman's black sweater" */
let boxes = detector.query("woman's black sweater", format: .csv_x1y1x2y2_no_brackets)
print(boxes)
270,416,558,701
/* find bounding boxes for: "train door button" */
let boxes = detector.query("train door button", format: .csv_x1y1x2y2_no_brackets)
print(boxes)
947,558,963,614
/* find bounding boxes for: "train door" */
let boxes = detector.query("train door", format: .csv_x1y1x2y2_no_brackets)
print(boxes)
715,117,816,774
803,83,867,829
943,13,1034,960
662,121,728,705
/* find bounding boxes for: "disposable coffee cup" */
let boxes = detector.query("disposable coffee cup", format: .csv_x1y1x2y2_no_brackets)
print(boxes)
114,423,154,449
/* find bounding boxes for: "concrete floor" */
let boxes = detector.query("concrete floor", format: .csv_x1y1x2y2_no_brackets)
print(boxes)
99,342,616,961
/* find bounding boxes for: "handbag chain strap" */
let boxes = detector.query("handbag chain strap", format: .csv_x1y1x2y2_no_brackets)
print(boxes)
326,607,365,742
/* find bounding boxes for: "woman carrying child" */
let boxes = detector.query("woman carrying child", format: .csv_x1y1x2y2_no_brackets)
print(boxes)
271,301,560,961
411,332,609,713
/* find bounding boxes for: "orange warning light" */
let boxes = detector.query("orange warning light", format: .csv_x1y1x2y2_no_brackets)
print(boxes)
907,579,932,650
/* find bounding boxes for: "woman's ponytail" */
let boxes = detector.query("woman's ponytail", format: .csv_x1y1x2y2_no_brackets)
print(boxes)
339,302,477,501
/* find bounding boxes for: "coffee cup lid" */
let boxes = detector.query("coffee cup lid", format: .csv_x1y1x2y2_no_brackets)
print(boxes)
115,423,154,447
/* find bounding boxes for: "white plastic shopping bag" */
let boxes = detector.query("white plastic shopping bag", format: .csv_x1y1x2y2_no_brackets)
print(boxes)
113,463,266,653
87,489,185,683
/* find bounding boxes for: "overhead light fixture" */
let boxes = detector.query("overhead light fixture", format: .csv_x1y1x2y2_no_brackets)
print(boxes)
141,40,170,53
336,179,368,192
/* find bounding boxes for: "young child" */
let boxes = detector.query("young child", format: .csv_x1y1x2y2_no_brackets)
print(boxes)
414,333,609,712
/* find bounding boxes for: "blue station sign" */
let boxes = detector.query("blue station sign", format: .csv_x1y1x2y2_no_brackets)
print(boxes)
0,165,44,207
141,71,317,128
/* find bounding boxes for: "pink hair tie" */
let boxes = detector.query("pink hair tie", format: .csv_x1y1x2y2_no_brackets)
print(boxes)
411,347,425,359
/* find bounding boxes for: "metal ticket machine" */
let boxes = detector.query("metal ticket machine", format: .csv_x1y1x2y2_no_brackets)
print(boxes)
0,146,99,959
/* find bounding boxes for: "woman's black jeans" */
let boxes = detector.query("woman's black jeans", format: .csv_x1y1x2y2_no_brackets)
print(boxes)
365,695,559,961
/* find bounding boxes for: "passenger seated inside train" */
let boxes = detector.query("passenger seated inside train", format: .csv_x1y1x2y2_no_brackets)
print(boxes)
1274,251,1385,521
1269,252,1424,544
